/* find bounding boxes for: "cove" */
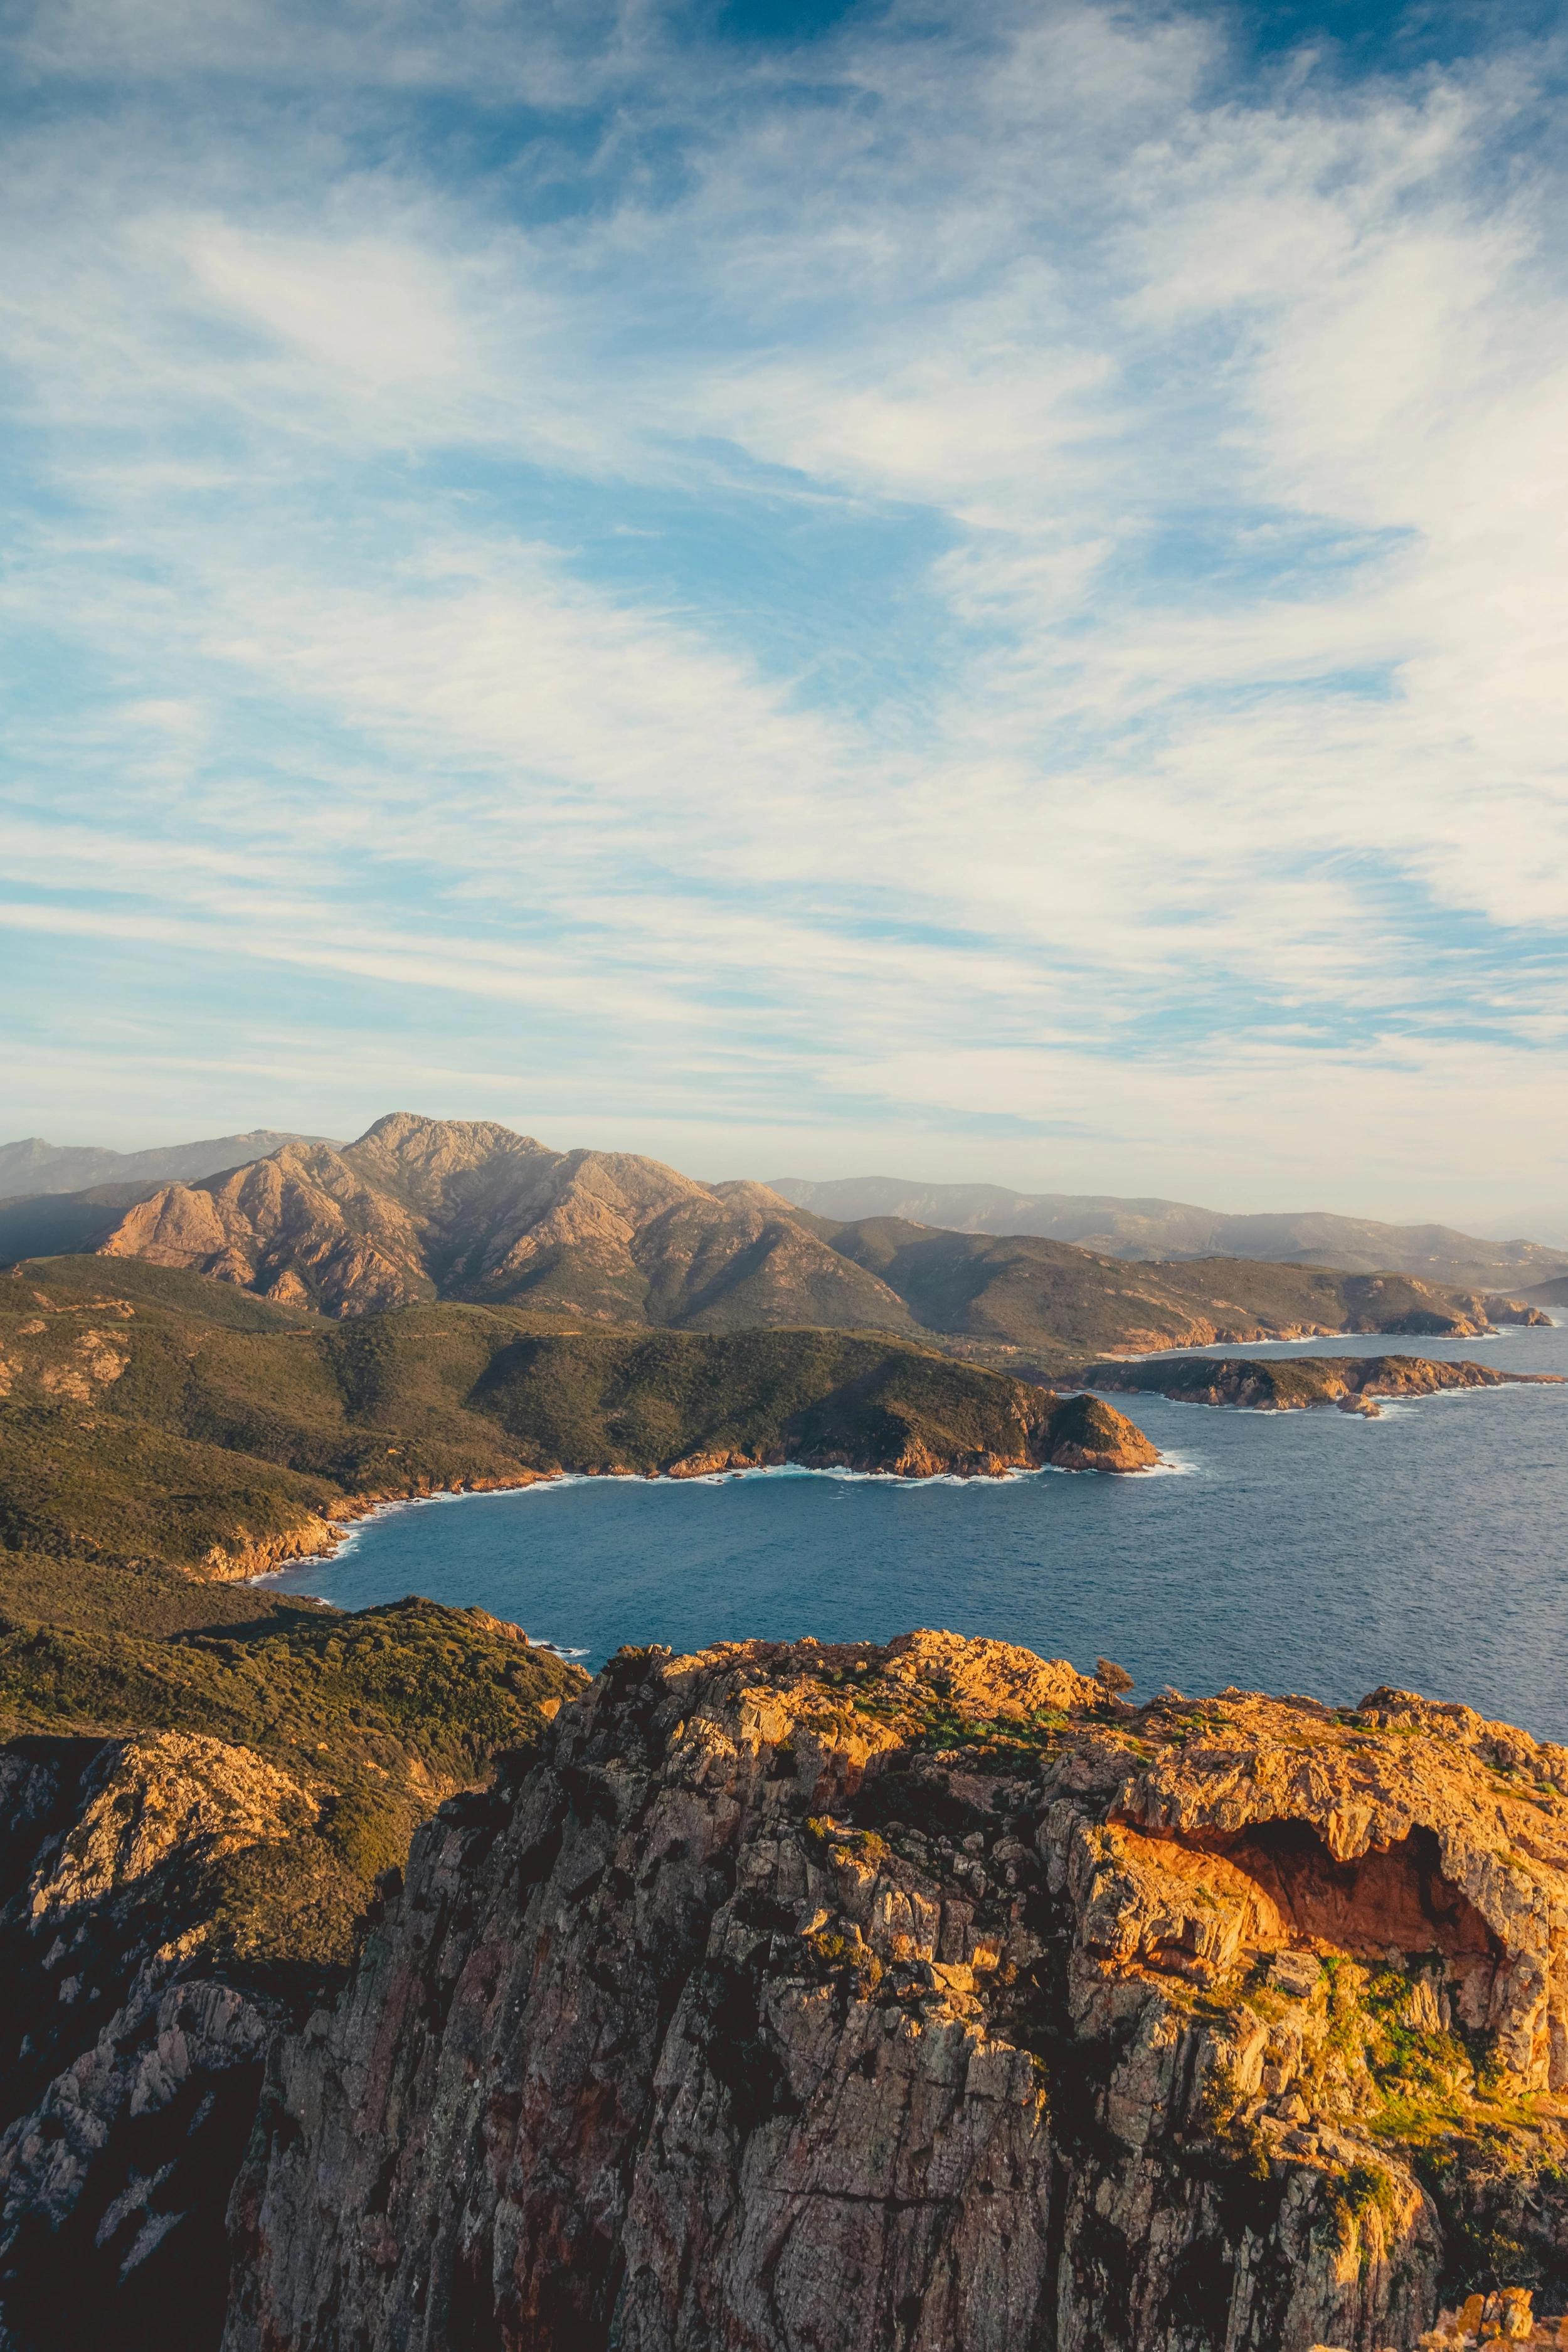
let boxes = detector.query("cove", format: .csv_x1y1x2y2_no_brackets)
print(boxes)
265,1325,1568,1740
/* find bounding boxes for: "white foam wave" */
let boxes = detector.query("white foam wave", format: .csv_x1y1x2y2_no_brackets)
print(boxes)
1136,1451,1203,1476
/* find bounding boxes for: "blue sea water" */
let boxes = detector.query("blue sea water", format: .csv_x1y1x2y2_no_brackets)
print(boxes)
265,1324,1568,1740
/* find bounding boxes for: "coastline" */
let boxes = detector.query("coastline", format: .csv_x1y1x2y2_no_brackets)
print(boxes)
247,1446,1182,1586
233,1324,1563,1586
1085,1311,1554,1365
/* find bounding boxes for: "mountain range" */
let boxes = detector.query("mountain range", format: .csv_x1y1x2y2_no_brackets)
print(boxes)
0,1111,1535,1368
7,1125,1562,1296
0,1130,323,1197
771,1174,1568,1291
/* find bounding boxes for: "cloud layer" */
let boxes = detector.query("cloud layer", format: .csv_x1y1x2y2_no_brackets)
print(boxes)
3,0,1567,1216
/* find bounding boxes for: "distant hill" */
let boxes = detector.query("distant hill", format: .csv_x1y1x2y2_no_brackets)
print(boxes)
0,1182,159,1264
51,1113,1536,1368
0,1129,328,1197
770,1175,1568,1291
797,1214,1541,1360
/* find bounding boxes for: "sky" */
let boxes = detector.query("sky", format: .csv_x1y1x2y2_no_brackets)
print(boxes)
3,0,1568,1223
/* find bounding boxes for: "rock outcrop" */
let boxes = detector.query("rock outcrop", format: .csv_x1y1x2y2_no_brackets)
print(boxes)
223,1634,1568,2352
0,1733,319,2352
1081,1353,1565,1417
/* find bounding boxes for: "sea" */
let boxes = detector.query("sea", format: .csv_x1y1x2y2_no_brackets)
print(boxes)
263,1323,1568,1741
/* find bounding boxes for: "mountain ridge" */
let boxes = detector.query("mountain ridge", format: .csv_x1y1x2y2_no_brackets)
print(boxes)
95,1115,913,1333
769,1172,1568,1290
68,1114,1542,1369
0,1130,331,1198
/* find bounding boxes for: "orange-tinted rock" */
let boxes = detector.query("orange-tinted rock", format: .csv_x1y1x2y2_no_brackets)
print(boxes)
223,1636,1568,2352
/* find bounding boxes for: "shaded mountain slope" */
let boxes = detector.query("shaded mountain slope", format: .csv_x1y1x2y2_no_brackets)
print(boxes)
0,1183,162,1266
0,1591,579,2352
771,1173,1568,1290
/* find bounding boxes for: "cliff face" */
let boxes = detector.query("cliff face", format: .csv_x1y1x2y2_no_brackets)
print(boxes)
0,1732,318,2352
0,1590,582,2352
224,1634,1568,2352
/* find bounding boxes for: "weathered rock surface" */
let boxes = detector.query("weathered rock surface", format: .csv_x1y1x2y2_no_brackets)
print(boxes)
1080,1353,1565,1417
0,1733,318,2352
223,1634,1568,2352
98,1115,918,1332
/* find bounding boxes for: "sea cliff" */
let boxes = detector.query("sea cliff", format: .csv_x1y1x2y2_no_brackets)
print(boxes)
223,1632,1568,2352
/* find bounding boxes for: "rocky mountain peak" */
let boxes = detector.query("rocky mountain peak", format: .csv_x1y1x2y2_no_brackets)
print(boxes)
349,1111,549,1168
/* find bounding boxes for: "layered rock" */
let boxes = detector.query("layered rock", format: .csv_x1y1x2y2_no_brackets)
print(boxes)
223,1635,1568,2352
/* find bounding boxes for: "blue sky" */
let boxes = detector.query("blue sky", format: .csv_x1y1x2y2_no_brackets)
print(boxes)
3,0,1568,1220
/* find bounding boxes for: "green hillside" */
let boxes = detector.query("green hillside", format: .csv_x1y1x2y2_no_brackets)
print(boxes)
817,1219,1515,1359
1,1256,1150,1578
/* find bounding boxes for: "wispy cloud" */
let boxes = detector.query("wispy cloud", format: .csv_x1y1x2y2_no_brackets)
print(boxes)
3,0,1567,1214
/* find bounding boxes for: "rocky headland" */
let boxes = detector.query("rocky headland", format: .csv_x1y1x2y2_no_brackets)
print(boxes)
0,1261,1160,1586
220,1630,1568,2352
1079,1353,1565,1418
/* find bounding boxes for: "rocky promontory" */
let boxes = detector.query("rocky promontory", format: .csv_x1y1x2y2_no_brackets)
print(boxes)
224,1631,1568,2352
1077,1352,1565,1417
0,1266,1164,1587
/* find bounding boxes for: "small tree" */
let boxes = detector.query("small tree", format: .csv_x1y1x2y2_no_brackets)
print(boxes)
1094,1657,1135,1695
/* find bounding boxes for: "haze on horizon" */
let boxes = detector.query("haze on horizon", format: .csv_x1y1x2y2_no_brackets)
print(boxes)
3,0,1567,1229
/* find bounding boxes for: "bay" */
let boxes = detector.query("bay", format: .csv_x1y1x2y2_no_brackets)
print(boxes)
265,1323,1568,1739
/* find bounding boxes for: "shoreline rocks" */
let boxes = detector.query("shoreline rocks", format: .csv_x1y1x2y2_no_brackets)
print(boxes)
1075,1352,1564,1416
